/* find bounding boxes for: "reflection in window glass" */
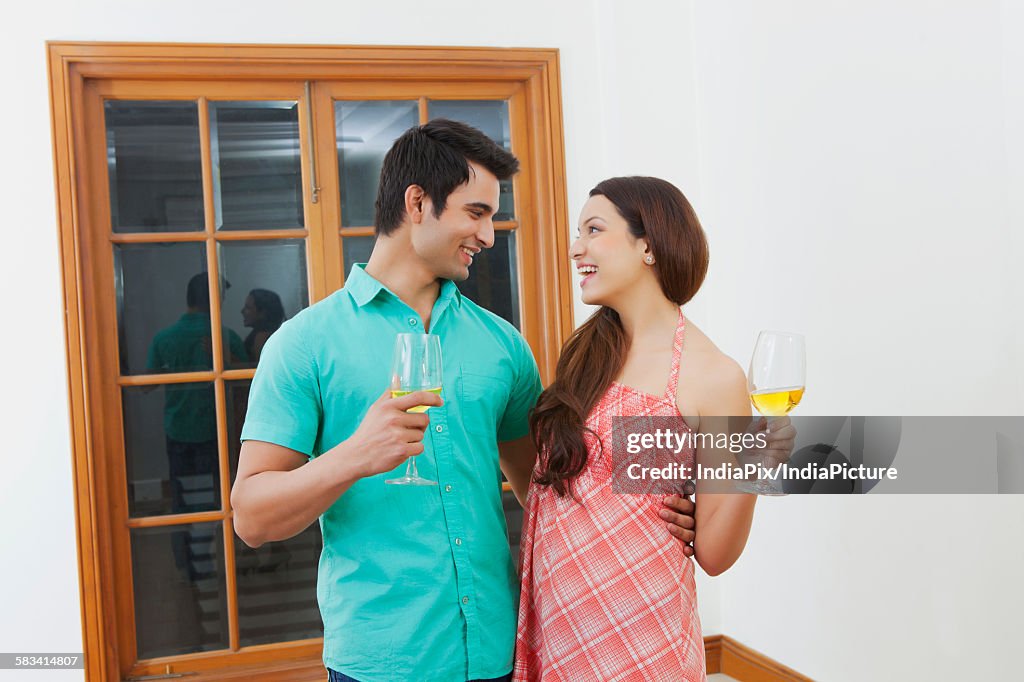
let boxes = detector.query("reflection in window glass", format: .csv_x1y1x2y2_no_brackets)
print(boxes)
458,230,520,328
105,101,204,233
235,525,324,646
123,383,220,518
428,100,514,220
342,236,376,279
217,240,309,368
336,101,418,227
132,523,229,658
115,243,249,375
210,101,304,230
226,379,252,485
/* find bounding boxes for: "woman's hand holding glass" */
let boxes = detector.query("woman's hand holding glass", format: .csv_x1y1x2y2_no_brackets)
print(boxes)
743,414,798,469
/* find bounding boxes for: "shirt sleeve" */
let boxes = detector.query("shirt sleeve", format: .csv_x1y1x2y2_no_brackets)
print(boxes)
240,315,322,457
497,333,543,442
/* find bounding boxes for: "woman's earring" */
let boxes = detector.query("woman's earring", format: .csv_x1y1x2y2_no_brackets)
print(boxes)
644,255,655,265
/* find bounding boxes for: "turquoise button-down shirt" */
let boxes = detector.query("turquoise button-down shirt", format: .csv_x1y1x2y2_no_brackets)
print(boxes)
241,265,542,681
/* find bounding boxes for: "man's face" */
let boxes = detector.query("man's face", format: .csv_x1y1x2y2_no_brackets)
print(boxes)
410,161,500,282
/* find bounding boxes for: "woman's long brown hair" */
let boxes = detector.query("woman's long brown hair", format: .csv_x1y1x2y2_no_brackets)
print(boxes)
530,177,710,496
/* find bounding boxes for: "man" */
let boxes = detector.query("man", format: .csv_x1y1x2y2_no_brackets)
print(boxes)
148,272,247,517
231,119,696,682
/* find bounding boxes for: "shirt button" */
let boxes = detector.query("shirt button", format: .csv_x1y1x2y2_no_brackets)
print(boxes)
462,596,469,605
408,318,418,326
444,485,452,492
455,538,462,546
435,425,443,433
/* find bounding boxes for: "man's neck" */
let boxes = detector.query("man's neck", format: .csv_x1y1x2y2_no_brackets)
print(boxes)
365,235,442,328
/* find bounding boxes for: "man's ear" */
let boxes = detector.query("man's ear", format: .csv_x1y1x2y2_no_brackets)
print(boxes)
404,185,427,224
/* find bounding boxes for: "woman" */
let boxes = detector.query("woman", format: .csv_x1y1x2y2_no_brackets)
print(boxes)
515,177,793,681
241,288,285,363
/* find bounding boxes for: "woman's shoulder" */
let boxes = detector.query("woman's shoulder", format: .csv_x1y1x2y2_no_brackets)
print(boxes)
679,318,748,414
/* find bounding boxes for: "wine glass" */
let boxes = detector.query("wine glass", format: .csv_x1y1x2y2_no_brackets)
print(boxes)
385,333,442,486
737,330,805,496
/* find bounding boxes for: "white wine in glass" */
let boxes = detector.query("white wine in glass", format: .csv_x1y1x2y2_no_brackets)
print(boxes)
390,387,442,413
739,330,805,495
749,386,805,416
386,333,442,486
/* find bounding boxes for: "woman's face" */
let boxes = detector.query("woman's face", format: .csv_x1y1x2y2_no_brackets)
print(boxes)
241,295,262,327
569,194,651,307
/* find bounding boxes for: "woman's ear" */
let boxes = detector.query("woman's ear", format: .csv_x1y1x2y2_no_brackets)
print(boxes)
404,185,426,224
641,240,656,265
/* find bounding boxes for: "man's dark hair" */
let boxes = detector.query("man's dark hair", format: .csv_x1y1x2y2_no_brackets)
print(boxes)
186,273,230,311
374,118,520,237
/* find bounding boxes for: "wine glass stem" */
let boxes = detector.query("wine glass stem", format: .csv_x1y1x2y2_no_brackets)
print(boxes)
405,456,419,480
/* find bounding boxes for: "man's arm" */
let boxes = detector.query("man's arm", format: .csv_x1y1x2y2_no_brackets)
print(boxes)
498,435,536,507
231,389,442,547
232,440,360,547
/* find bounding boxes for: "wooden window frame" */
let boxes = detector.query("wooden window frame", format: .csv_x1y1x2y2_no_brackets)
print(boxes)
48,42,572,682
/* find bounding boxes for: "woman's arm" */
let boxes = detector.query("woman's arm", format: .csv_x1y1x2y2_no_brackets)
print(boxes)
689,356,758,576
498,435,537,507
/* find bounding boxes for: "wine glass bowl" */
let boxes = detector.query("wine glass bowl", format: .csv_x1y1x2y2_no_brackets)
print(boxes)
738,330,805,495
385,333,442,486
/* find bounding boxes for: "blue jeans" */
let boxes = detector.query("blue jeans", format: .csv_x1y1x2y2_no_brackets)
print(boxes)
327,669,512,682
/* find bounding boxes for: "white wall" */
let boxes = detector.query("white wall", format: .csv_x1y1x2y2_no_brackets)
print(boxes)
4,0,1022,680
689,1,1024,680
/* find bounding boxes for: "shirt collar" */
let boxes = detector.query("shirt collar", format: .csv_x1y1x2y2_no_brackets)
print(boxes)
345,264,462,309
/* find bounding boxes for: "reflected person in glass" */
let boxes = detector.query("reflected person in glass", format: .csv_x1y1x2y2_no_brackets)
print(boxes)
146,273,249,512
231,122,697,682
145,273,248,580
241,288,285,363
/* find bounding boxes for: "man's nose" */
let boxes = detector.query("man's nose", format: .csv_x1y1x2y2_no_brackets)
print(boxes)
477,220,495,250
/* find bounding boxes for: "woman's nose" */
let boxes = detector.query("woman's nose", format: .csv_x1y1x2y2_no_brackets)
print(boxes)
569,237,584,260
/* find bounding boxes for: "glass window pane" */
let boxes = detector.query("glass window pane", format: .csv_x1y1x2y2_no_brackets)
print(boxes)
123,383,220,518
115,243,247,376
117,242,199,375
226,377,323,647
341,236,376,280
457,230,520,328
105,101,204,233
210,101,304,231
428,100,514,220
131,523,229,658
335,101,419,227
234,525,324,647
226,379,252,485
217,240,309,368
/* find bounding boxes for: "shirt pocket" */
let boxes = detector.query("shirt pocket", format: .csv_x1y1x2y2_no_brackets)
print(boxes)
457,361,512,441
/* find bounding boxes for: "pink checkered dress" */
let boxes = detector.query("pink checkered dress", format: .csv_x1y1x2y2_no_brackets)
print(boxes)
514,310,706,681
